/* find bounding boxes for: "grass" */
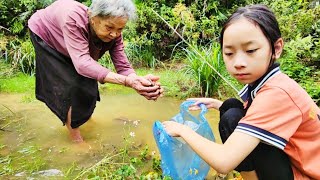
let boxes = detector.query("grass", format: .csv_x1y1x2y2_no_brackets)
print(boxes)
0,107,165,179
134,68,198,98
99,67,199,99
0,61,198,99
97,67,199,98
0,73,35,93
0,61,34,93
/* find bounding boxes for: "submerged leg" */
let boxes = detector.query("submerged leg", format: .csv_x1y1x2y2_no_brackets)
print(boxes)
66,107,83,143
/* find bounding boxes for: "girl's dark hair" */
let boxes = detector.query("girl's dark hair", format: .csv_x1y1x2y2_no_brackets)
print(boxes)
220,4,281,61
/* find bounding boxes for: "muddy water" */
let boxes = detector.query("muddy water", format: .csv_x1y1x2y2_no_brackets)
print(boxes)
0,92,220,170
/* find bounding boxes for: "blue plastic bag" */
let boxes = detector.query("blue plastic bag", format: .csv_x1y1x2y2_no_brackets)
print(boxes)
153,101,215,180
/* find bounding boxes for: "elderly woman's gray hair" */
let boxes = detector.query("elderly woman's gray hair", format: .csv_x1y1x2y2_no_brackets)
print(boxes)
89,0,136,20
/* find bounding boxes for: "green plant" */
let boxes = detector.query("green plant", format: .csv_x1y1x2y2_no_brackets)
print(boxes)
98,53,114,71
73,119,163,179
310,18,320,64
152,156,161,172
17,146,46,173
0,145,46,176
265,0,320,67
127,1,227,62
265,1,317,40
0,156,13,176
6,37,35,75
0,71,35,93
280,34,320,105
125,42,158,68
281,34,313,82
301,80,320,105
115,164,137,179
0,0,53,36
184,42,225,97
141,68,199,99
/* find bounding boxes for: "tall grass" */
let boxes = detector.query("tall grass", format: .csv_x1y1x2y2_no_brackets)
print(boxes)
4,37,36,76
184,42,225,97
125,43,158,68
98,53,115,71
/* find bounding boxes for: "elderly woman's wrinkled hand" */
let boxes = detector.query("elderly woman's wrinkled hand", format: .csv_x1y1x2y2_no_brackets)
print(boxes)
125,75,164,100
144,74,164,98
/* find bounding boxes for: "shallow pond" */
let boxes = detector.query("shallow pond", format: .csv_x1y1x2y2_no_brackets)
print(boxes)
0,92,221,177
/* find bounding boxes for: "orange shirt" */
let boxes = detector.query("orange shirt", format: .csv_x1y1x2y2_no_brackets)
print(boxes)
236,72,320,180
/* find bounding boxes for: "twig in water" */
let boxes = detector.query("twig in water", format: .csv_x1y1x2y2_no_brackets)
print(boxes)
1,104,15,115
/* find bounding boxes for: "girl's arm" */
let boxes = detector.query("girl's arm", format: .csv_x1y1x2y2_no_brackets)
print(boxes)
187,98,223,111
162,121,260,174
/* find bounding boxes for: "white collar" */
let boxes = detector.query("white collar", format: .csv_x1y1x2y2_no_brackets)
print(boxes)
239,67,281,101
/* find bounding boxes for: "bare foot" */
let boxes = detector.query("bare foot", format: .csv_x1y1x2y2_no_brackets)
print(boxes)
66,107,84,143
68,127,84,143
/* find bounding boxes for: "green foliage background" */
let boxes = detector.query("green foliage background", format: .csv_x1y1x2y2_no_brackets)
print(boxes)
0,0,319,103
0,0,319,178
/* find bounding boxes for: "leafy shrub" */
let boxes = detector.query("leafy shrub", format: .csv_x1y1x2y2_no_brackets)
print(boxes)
126,0,226,62
280,34,320,104
0,0,53,36
281,35,313,81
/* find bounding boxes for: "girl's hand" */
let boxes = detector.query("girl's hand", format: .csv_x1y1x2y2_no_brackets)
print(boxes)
187,98,223,111
162,121,188,137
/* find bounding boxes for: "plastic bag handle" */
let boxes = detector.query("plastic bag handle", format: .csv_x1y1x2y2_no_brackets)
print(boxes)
180,100,208,123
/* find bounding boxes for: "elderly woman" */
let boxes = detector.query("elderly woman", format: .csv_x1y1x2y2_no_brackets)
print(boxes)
28,0,163,143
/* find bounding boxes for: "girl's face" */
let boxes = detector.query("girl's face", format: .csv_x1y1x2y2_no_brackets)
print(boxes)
90,15,128,42
222,17,272,85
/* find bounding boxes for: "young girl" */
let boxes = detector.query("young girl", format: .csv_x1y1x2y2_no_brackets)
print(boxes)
162,4,320,180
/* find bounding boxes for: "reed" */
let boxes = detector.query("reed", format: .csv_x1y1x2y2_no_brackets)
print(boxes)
184,42,225,97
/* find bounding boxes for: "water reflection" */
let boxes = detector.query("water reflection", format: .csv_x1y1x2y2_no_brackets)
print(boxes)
0,93,220,170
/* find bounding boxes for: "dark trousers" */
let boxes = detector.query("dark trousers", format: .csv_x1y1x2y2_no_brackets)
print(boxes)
218,98,294,180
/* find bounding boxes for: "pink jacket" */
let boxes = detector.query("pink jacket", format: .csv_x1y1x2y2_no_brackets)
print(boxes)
28,0,135,83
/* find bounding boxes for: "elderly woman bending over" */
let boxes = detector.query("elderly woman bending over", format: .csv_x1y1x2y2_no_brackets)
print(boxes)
28,0,163,143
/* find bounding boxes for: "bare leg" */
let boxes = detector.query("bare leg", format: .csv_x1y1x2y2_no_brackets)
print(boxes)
66,107,84,143
240,171,258,180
